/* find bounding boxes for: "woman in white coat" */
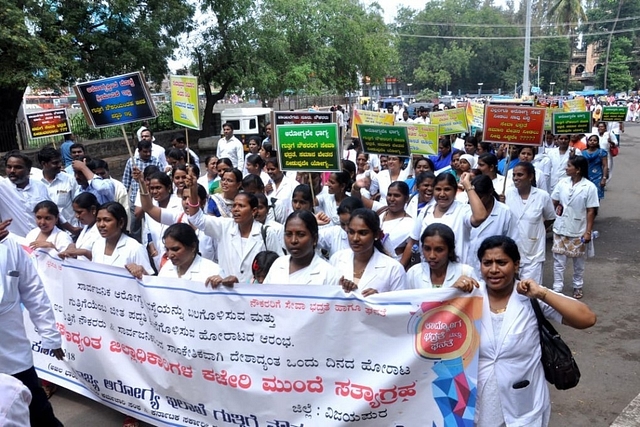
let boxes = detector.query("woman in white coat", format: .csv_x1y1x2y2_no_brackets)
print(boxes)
330,208,406,296
406,223,477,289
467,236,596,426
91,202,153,278
184,170,283,285
504,162,556,284
59,193,101,261
157,223,221,282
264,211,341,285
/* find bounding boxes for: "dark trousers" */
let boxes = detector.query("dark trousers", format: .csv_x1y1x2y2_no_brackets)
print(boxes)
12,366,63,427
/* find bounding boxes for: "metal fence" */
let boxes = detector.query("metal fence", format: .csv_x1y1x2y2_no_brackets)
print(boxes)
270,95,349,111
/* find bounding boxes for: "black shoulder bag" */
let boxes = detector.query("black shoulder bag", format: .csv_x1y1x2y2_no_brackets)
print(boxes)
530,298,581,390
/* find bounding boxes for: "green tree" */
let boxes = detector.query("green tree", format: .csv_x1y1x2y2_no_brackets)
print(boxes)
595,38,634,92
0,0,193,150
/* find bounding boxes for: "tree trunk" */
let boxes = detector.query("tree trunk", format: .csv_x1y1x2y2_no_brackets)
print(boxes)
201,79,233,138
0,85,28,152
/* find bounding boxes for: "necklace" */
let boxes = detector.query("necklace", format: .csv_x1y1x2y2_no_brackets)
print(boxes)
490,305,507,314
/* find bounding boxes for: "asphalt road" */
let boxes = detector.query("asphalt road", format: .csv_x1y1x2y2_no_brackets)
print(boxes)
49,123,640,426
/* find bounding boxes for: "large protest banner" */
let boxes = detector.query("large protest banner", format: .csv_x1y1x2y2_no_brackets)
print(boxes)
430,108,469,135
170,75,201,130
26,253,482,427
74,71,157,128
350,110,395,138
275,124,341,172
357,125,411,156
271,111,335,146
396,123,439,156
483,105,546,146
25,109,72,139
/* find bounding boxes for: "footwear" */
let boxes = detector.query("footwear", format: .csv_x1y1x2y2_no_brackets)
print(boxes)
42,383,57,399
123,417,140,427
573,288,583,299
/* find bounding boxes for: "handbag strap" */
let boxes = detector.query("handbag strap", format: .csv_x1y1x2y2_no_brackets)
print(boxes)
530,298,560,337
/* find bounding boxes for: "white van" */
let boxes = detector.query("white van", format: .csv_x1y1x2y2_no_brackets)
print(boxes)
219,107,272,142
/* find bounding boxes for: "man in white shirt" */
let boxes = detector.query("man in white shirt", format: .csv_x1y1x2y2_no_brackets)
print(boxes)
136,128,168,170
336,106,345,144
92,159,130,215
0,151,52,237
37,146,79,227
396,110,414,123
0,226,64,426
217,122,245,170
413,107,431,124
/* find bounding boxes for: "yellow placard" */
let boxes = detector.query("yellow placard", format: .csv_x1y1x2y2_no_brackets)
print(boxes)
562,98,587,113
170,75,200,130
396,123,439,155
351,109,395,138
430,108,469,135
466,103,485,130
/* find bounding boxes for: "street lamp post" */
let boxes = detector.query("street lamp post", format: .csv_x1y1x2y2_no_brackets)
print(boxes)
477,82,484,95
407,83,413,100
550,82,556,96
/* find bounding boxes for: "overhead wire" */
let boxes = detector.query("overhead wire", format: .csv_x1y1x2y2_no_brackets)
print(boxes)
396,15,640,29
395,26,640,40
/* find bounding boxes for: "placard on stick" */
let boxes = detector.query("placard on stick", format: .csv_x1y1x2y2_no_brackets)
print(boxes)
25,109,71,139
276,123,341,172
356,124,411,156
396,123,439,155
170,75,200,130
74,71,157,128
483,105,546,146
351,109,395,138
552,111,592,135
271,111,335,146
601,106,628,122
430,108,469,135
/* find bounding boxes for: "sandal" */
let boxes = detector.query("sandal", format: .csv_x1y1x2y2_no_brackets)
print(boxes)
573,288,583,299
123,416,140,427
42,383,58,399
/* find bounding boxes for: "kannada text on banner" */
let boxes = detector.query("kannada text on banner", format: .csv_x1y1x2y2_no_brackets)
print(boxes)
271,111,335,145
562,98,587,112
276,124,341,172
350,110,395,138
430,108,469,135
396,123,439,156
170,75,201,130
466,103,485,130
74,72,157,128
601,106,628,122
483,105,546,145
25,253,482,427
552,111,592,135
357,125,411,156
25,109,71,139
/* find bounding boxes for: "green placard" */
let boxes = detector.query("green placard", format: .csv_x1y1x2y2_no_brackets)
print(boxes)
356,124,411,156
552,111,592,135
601,106,628,122
276,123,341,172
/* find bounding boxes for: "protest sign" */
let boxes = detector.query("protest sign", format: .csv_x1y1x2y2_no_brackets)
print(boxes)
466,103,485,130
351,110,395,138
601,106,628,122
276,123,341,172
552,111,592,135
74,72,157,128
26,253,482,427
483,105,546,145
562,98,587,112
430,108,469,135
397,123,439,155
25,108,71,139
170,75,200,130
271,111,335,145
357,125,411,156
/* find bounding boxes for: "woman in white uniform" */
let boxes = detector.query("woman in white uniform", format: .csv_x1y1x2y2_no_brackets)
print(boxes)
406,223,477,289
504,162,556,284
551,156,599,299
59,193,101,261
26,201,72,252
158,223,221,282
264,211,340,285
92,202,153,278
379,181,413,260
465,236,595,426
330,208,406,295
376,155,409,200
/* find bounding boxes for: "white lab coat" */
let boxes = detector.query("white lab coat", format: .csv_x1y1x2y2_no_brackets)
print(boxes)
25,226,73,252
406,261,476,290
264,254,341,285
547,147,581,193
551,177,599,237
158,255,221,283
467,202,518,270
91,233,153,274
329,248,407,292
75,224,102,261
0,234,61,375
317,225,350,258
188,209,284,283
505,187,556,265
476,283,562,426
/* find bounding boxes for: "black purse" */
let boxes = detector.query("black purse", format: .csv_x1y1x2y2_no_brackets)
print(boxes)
530,298,581,390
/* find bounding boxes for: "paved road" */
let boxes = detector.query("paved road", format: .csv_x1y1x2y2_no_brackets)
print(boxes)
50,124,640,426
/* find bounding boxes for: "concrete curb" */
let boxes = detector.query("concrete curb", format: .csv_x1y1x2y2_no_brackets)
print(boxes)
611,393,640,426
